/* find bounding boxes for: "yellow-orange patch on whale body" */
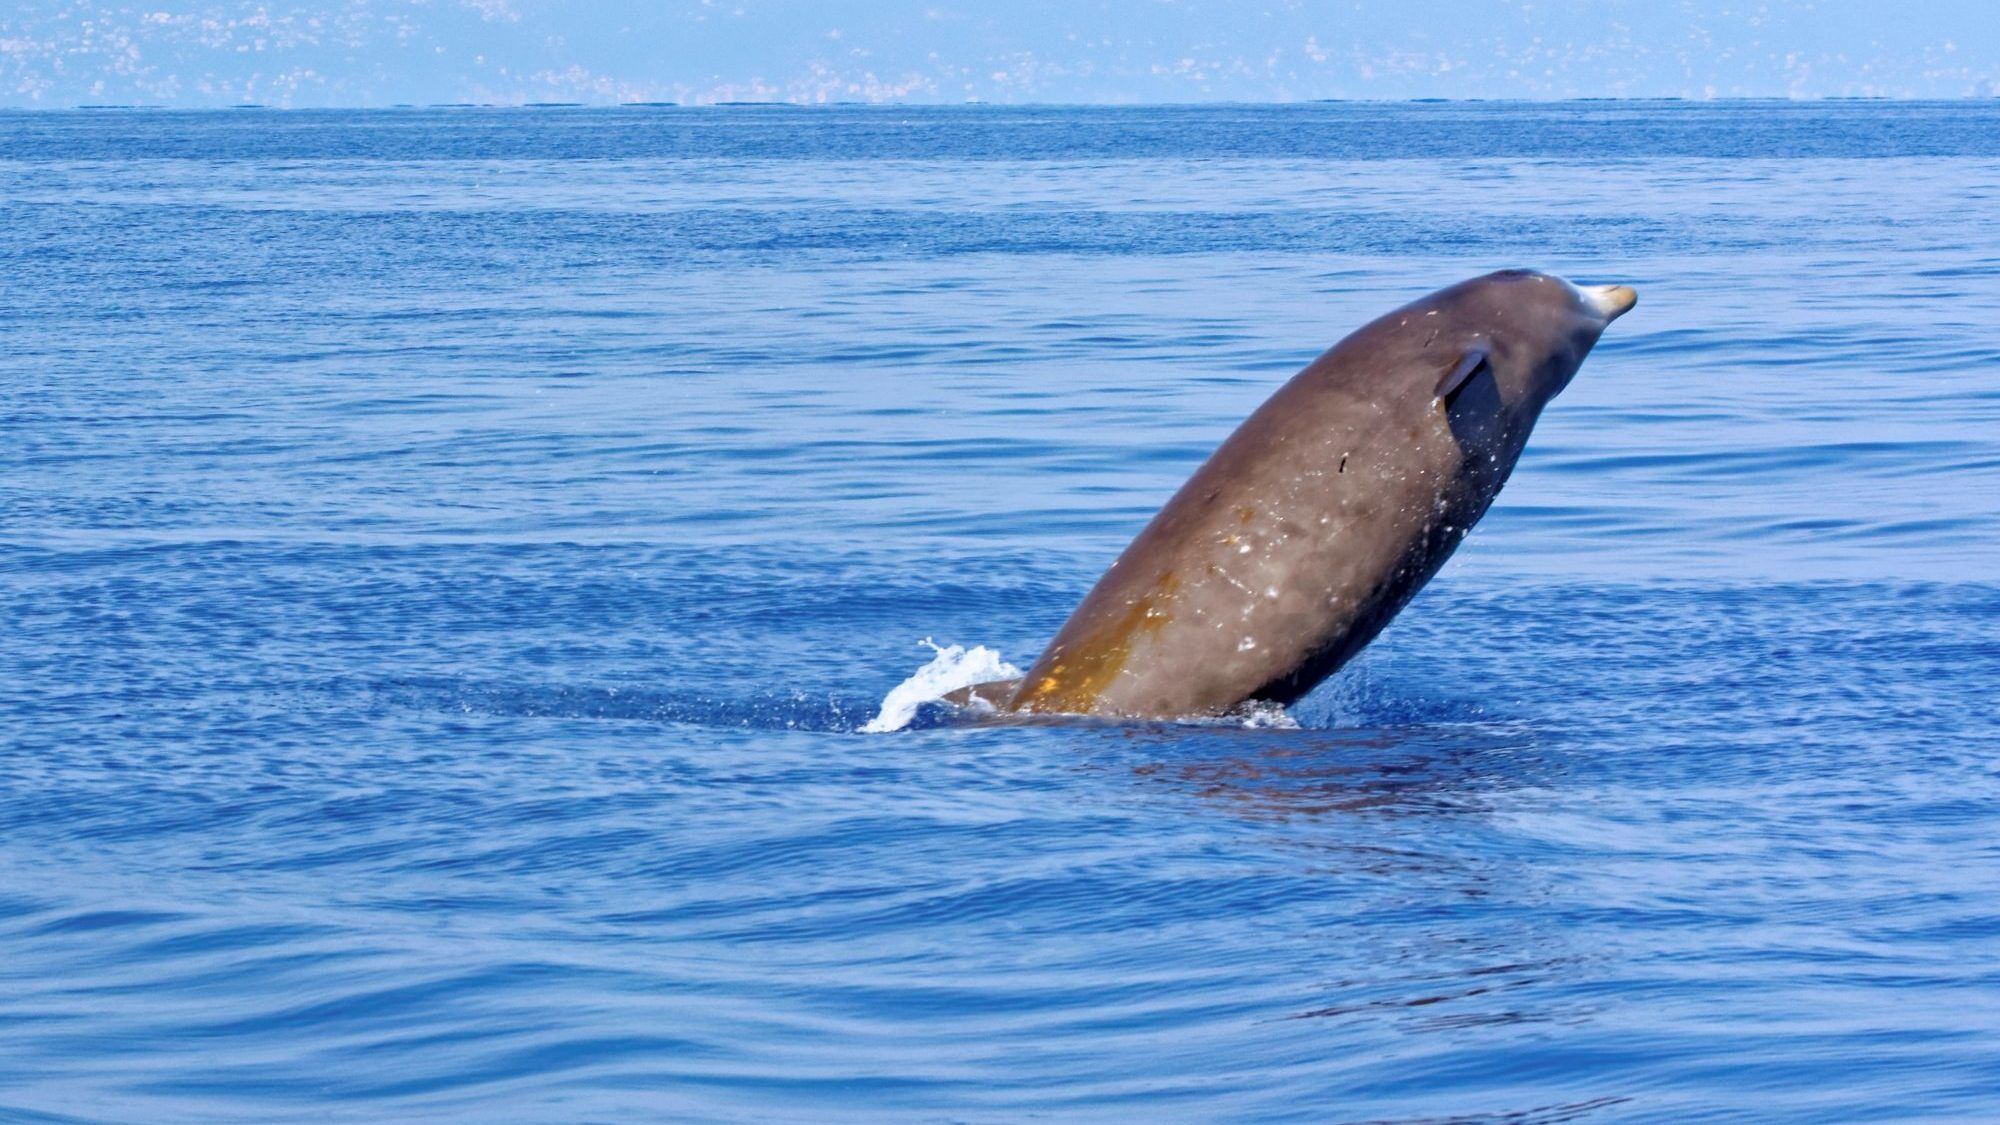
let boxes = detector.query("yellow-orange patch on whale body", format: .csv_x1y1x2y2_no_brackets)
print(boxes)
1013,571,1180,714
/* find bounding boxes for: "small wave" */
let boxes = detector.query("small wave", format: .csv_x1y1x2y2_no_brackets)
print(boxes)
366,678,873,733
864,644,1311,732
862,639,1021,733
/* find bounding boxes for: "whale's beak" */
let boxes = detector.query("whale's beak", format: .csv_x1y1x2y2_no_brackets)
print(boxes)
1580,284,1638,323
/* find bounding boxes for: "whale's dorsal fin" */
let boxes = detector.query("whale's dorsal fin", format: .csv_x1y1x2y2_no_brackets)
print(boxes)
1435,346,1490,405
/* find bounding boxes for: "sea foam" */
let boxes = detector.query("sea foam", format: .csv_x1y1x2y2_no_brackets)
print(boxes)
862,639,1020,733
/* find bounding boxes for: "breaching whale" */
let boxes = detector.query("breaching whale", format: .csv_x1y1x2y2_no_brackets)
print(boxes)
951,269,1636,721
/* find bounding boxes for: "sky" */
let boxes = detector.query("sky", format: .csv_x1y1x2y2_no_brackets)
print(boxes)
1,1,1995,108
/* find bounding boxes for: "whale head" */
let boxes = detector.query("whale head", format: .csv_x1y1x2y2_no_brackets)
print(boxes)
1430,268,1636,420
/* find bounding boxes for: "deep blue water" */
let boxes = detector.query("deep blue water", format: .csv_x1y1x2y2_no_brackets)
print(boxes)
4,102,2000,1122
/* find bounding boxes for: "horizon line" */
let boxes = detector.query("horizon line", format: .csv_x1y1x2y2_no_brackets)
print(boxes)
11,93,2000,113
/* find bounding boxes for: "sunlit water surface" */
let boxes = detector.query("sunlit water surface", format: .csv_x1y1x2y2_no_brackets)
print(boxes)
4,103,2000,1122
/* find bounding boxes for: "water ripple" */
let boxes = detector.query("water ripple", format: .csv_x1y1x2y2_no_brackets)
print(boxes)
4,104,1999,1122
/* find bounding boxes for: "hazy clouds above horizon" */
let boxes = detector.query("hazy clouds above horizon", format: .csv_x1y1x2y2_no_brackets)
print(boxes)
2,1,1994,108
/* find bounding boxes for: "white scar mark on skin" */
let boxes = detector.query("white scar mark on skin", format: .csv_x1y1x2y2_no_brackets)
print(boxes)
1213,567,1257,597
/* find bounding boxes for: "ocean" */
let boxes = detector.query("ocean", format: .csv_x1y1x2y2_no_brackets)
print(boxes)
3,101,1999,1121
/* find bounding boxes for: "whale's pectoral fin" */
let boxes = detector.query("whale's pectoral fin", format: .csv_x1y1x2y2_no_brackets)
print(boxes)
1439,345,1506,453
1435,345,1491,406
941,678,1023,711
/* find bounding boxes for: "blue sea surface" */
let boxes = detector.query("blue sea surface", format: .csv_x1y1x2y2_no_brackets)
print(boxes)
4,102,2000,1122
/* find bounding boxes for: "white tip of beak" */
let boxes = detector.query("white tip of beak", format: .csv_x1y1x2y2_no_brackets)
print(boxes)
1580,284,1638,322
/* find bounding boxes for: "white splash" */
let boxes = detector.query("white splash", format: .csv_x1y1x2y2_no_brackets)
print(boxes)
862,639,1021,734
1233,700,1301,730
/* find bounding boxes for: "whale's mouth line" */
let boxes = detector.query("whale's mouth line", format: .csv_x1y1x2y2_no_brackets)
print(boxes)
1578,283,1639,322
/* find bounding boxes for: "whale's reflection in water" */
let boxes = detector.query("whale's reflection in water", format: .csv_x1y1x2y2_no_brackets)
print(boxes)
1107,718,1620,1086
1122,718,1546,819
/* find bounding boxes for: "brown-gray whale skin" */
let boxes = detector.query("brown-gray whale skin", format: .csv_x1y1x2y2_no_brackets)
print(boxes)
978,269,1635,720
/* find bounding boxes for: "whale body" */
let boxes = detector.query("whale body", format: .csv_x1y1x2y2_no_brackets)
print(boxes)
959,269,1636,721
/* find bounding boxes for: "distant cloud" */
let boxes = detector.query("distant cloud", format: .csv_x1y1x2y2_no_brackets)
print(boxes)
0,1,1994,107
461,1,523,24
